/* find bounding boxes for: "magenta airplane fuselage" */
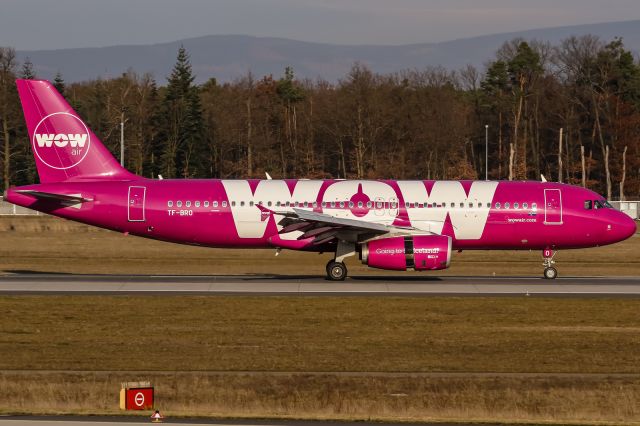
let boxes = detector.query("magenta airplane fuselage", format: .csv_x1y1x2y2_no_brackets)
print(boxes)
5,80,636,280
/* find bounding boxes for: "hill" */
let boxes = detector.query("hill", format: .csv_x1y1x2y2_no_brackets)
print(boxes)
15,20,640,84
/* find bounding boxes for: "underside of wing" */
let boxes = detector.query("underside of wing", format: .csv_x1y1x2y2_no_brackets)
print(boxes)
274,207,437,245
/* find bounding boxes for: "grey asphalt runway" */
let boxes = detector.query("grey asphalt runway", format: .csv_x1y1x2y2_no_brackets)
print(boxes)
0,274,639,296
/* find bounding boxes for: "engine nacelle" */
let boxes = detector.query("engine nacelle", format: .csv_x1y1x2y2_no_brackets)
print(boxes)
360,235,452,271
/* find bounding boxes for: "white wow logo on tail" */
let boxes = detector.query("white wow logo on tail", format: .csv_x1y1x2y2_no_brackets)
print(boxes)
32,112,91,170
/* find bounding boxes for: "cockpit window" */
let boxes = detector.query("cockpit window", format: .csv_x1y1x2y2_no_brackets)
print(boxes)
584,200,592,210
593,200,613,209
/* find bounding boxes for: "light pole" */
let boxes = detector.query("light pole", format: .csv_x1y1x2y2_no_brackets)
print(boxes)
120,111,125,167
485,124,489,180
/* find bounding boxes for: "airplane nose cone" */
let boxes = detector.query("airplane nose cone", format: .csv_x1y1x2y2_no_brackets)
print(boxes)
611,212,637,242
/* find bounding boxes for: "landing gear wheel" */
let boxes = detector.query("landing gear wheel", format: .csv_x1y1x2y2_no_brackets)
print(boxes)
543,267,558,280
326,260,347,281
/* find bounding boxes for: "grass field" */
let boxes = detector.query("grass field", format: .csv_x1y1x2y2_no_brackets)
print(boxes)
0,216,638,276
1,296,640,424
0,216,639,424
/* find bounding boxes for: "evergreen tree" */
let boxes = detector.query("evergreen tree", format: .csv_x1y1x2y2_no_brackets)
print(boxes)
20,58,36,80
160,46,205,178
53,72,65,95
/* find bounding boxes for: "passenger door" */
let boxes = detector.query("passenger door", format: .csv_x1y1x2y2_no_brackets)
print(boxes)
543,189,562,225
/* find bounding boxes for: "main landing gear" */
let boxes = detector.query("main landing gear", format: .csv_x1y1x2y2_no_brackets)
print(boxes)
542,248,558,279
326,260,347,281
326,240,356,281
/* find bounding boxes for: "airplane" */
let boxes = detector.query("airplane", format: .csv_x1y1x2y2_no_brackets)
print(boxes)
4,79,636,280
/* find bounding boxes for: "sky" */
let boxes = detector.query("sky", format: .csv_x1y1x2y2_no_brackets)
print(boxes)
2,0,640,50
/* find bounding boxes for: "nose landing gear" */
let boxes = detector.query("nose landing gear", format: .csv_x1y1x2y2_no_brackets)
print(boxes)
543,248,558,279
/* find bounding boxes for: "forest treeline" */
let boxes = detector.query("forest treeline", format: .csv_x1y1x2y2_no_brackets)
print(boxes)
0,35,639,199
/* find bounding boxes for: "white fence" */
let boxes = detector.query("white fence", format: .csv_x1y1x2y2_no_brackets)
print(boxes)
610,201,640,220
0,196,42,215
0,196,638,219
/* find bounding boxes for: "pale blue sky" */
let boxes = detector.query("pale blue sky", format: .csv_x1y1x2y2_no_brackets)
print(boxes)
2,0,640,50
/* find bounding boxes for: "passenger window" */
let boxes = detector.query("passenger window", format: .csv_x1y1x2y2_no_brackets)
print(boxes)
358,201,363,208
366,201,372,208
514,202,519,209
348,202,354,208
204,201,209,208
240,201,245,207
222,201,228,208
185,201,191,208
330,202,336,208
321,202,326,208
268,201,272,207
468,202,473,208
231,201,236,207
340,202,345,208
451,202,455,208
177,201,183,207
213,201,218,208
478,202,482,208
313,202,318,208
495,202,501,209
505,202,510,209
459,202,464,208
523,202,528,209
249,201,254,207
168,201,173,207
195,201,201,208
532,203,537,210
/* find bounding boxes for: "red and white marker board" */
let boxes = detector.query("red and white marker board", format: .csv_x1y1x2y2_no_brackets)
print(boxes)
120,387,154,410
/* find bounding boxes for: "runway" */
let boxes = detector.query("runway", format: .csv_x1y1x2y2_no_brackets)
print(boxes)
0,274,639,296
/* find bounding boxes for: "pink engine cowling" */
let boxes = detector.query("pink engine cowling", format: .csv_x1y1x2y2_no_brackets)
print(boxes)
360,235,452,271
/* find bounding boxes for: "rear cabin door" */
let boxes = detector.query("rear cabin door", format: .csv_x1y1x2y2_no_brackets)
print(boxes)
543,188,562,225
128,186,146,222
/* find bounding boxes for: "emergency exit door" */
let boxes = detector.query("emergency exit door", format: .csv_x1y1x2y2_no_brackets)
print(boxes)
128,186,146,222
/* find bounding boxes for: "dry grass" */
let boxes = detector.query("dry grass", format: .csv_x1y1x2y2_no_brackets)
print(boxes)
1,296,639,373
0,216,638,276
0,216,639,424
0,372,639,424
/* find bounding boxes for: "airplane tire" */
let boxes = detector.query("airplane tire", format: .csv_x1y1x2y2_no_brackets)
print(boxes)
326,261,347,281
543,267,558,280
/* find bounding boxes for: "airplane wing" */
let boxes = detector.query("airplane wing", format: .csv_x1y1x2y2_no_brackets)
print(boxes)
264,206,439,245
14,190,93,207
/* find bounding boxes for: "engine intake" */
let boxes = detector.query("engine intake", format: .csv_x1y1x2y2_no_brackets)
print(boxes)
360,235,452,271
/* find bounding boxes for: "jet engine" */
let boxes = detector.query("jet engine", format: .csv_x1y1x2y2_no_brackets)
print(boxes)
360,235,452,271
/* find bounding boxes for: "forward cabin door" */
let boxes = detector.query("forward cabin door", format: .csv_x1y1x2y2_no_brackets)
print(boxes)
543,189,562,225
128,186,146,222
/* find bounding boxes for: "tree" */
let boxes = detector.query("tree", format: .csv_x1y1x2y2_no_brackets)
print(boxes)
160,46,205,178
0,48,20,189
20,58,35,80
53,71,65,95
276,66,305,175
